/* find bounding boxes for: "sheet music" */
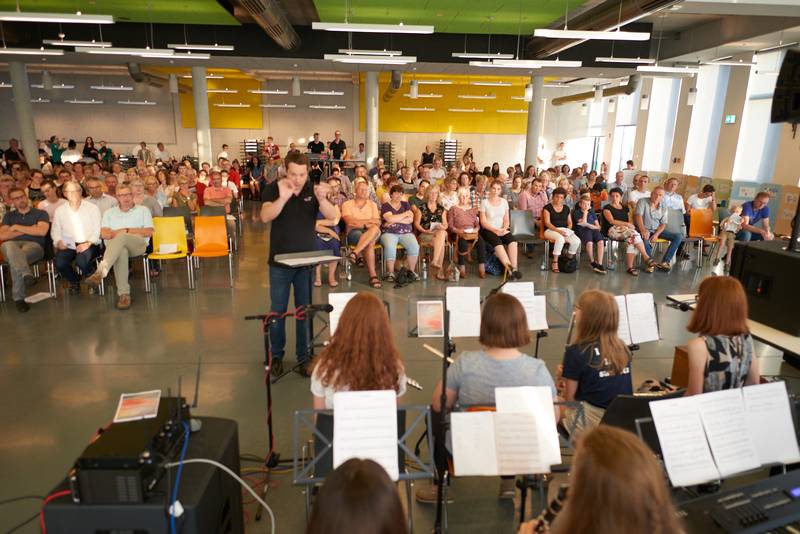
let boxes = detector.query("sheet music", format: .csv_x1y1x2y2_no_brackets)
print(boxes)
332,390,399,481
744,382,800,465
696,389,760,477
495,387,561,468
494,413,545,475
277,254,341,267
650,396,721,486
446,287,481,338
328,292,357,335
614,295,633,346
451,412,499,476
626,293,660,344
502,283,548,331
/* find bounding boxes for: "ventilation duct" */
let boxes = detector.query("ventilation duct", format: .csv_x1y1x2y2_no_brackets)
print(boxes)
551,74,641,106
232,0,300,50
382,70,403,102
127,63,189,93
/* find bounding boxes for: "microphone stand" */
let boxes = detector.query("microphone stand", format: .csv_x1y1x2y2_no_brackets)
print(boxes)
434,307,456,534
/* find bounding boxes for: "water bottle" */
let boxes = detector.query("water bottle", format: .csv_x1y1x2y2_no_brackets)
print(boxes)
421,258,428,281
453,264,460,282
345,258,352,281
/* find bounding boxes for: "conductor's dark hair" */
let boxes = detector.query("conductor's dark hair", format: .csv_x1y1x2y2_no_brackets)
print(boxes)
284,151,309,169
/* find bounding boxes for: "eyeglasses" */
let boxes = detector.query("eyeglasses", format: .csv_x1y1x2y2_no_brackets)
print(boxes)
9,195,25,201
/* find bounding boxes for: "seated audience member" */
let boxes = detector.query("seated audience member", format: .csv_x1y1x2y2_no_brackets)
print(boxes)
634,187,682,271
561,290,633,434
311,292,406,409
329,166,351,195
542,187,581,273
398,165,415,192
429,157,446,182
416,293,557,503
685,276,760,395
325,176,349,209
518,425,683,534
471,174,488,208
602,188,655,275
440,176,459,211
685,184,716,212
52,181,102,295
170,178,199,213
145,175,168,209
737,191,773,242
27,170,45,204
413,184,449,281
588,181,608,212
448,186,486,278
85,178,119,215
479,180,520,278
627,174,649,211
409,179,429,213
610,170,627,197
37,180,67,221
130,179,162,218
342,181,382,289
571,193,606,274
86,185,154,310
661,177,685,213
376,170,395,203
0,175,14,218
104,174,118,196
0,187,50,312
506,174,524,209
203,170,233,214
518,178,548,222
306,458,407,534
314,206,341,289
380,185,420,281
712,203,743,268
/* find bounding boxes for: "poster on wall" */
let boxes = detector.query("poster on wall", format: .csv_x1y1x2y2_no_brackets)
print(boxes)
775,186,799,235
682,175,699,197
759,184,783,227
710,178,732,205
728,182,760,210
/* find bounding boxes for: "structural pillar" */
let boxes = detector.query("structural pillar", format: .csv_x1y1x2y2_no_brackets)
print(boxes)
191,66,213,164
524,75,544,169
9,62,39,169
365,71,379,167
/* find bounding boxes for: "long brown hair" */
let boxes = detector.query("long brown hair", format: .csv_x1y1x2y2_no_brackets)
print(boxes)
306,458,407,534
553,426,683,534
687,276,749,336
479,293,531,349
573,290,630,374
313,292,403,392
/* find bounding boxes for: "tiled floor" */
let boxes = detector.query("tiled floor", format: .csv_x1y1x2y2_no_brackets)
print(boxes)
2,202,798,533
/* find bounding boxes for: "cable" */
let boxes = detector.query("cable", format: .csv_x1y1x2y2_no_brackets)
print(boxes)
169,421,191,534
39,489,71,534
0,495,44,506
164,458,275,534
5,511,40,533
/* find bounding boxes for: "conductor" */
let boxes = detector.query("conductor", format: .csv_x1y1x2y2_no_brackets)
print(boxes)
261,151,338,376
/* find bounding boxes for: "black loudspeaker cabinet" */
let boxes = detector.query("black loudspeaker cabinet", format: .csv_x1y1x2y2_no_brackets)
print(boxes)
730,240,800,337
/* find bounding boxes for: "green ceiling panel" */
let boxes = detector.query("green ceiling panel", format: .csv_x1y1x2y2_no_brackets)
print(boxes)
0,0,240,25
313,0,586,35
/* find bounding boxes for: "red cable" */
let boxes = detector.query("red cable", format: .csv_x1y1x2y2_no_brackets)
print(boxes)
40,489,71,534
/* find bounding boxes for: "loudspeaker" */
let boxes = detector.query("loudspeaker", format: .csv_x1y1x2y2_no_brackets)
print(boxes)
771,49,800,124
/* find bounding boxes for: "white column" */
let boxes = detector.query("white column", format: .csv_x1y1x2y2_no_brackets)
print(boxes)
365,71,379,167
524,75,544,169
9,62,39,169
192,66,213,164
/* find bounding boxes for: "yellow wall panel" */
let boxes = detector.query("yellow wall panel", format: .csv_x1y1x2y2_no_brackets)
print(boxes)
180,77,262,129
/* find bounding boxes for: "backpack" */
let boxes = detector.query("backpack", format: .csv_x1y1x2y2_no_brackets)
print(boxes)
558,254,578,273
484,250,504,276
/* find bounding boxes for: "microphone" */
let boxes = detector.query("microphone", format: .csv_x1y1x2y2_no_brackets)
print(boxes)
300,303,334,313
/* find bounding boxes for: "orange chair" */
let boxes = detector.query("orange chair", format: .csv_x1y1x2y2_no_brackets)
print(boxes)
192,216,234,288
688,208,719,267
147,216,194,289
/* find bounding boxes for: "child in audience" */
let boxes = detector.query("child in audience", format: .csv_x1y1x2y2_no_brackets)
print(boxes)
560,290,633,435
416,293,557,503
571,193,606,274
518,426,683,534
307,458,407,534
712,204,743,269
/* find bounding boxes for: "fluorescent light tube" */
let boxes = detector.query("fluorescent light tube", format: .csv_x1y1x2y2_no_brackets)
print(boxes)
452,52,514,59
400,107,435,111
457,94,496,100
595,56,656,64
323,53,416,65
31,97,50,103
496,109,527,113
757,41,799,54
75,46,173,57
493,59,582,68
339,48,402,56
213,103,251,108
90,84,134,91
207,89,238,94
313,22,433,34
637,65,699,74
469,81,512,86
704,60,755,67
448,108,483,113
183,74,223,79
0,82,10,88
303,90,344,96
118,100,157,105
0,47,64,56
249,89,288,95
511,96,527,100
145,52,209,59
168,43,234,51
534,28,649,41
260,103,296,108
65,99,103,104
418,80,452,85
309,104,347,110
0,11,114,24
43,39,112,48
31,83,74,89
403,93,442,98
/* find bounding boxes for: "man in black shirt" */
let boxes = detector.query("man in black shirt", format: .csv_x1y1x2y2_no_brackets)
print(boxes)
329,130,347,160
0,187,50,312
307,133,325,155
4,138,26,164
261,151,337,376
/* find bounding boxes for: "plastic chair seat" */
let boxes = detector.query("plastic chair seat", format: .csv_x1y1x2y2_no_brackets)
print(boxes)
148,252,188,261
192,247,229,258
148,216,194,289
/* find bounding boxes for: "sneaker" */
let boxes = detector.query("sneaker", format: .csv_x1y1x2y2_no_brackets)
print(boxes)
656,262,672,271
384,272,396,282
712,258,720,266
116,294,131,310
415,482,454,504
511,269,523,280
271,359,284,377
499,478,516,499
15,299,30,313
408,271,420,282
299,362,313,378
593,263,607,275
23,274,36,287
86,270,104,288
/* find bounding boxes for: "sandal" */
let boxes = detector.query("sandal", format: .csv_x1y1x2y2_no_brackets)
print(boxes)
314,280,322,287
644,259,656,273
346,251,357,263
433,264,448,281
551,261,560,273
627,267,640,276
328,279,339,288
369,276,382,288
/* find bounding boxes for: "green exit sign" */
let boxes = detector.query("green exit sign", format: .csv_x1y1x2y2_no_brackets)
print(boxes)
725,114,737,124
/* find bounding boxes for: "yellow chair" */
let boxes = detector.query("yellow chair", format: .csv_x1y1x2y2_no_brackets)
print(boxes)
147,216,194,289
192,216,234,288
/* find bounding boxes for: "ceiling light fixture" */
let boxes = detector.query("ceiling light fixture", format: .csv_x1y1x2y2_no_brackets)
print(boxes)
182,74,223,79
636,65,699,74
452,52,515,59
704,59,756,67
144,52,209,60
595,56,656,64
65,98,103,104
31,97,50,103
260,103,296,108
309,104,347,110
496,109,527,113
207,88,238,94
0,11,114,24
0,82,10,88
400,107,436,111
43,39,112,48
338,48,402,56
469,81,512,86
534,28,649,41
494,59,582,68
312,22,433,34
31,83,73,89
323,53,416,65
303,89,345,96
0,47,64,56
757,41,799,54
168,43,234,51
249,89,289,95
118,100,157,105
448,108,483,113
417,80,452,85
75,46,174,57
458,94,496,100
214,102,251,108
90,84,134,91
402,92,442,98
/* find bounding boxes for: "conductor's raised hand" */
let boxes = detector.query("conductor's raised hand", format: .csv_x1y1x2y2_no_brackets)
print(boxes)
277,178,294,200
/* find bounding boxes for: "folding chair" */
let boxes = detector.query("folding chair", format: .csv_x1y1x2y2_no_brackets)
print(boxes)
163,205,194,241
687,208,718,268
200,205,237,252
192,216,234,288
147,217,194,290
510,209,546,271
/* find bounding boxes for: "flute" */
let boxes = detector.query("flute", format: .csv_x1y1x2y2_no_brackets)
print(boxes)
533,484,569,533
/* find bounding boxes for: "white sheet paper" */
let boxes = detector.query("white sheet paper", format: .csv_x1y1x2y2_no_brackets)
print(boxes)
158,243,179,254
277,254,341,267
650,396,721,486
744,382,800,465
614,295,633,346
495,386,561,468
494,413,545,475
502,283,549,331
446,286,481,338
696,389,760,477
451,412,499,476
328,292,357,336
332,390,399,481
626,293,660,344
24,292,53,304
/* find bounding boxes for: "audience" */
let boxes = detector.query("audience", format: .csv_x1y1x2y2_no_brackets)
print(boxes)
627,174,649,211
571,193,606,274
52,181,102,295
602,188,655,275
342,181,382,289
712,203,743,269
448,186,486,278
37,180,67,221
506,174,524,209
314,202,341,289
634,186,682,271
203,170,233,214
737,191,773,242
380,185,420,281
542,187,581,273
413,184,449,281
479,180,520,278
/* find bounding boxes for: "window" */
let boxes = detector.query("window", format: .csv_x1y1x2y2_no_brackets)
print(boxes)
642,78,681,172
684,65,730,177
